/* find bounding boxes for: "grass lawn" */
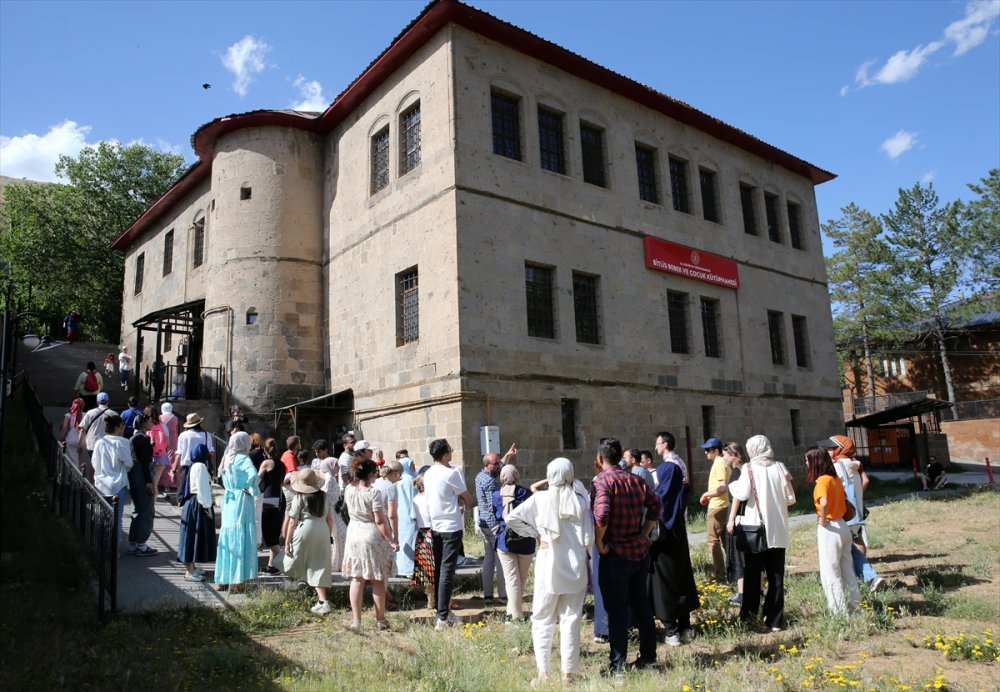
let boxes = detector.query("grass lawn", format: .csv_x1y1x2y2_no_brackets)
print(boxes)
2,396,997,691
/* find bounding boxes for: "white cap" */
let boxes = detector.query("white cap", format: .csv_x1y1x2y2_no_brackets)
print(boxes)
355,440,373,451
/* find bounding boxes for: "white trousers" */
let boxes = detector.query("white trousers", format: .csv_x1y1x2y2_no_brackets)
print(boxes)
817,519,861,614
531,588,586,677
498,550,533,618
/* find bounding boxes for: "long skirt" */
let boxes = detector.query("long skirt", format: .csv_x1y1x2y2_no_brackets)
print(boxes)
261,498,284,548
178,499,217,564
648,526,700,624
411,527,435,587
283,516,332,588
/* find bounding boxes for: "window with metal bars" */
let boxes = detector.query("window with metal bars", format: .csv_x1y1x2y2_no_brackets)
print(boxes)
702,405,715,442
561,398,578,449
193,215,205,268
491,90,521,160
669,157,690,213
699,168,719,222
768,310,786,365
787,201,803,250
572,272,600,344
790,409,802,446
371,126,390,193
396,267,419,345
635,143,658,203
700,297,721,358
525,263,555,338
163,229,173,276
667,291,689,354
740,184,758,235
134,253,145,296
791,314,810,367
538,107,565,174
580,123,605,187
765,192,781,243
399,103,421,175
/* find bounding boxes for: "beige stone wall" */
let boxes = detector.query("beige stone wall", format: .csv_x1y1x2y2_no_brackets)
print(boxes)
941,418,1000,464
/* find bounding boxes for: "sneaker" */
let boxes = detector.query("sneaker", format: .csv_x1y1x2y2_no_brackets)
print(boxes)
629,657,656,671
599,665,625,679
183,572,205,582
310,601,332,615
135,545,158,557
770,626,783,633
193,568,206,577
728,593,743,606
434,612,458,630
593,634,609,644
126,544,138,555
664,634,682,647
871,577,885,592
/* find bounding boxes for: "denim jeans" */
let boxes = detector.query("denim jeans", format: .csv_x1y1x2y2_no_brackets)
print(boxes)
597,553,656,670
128,474,154,545
851,542,879,584
432,530,463,621
591,545,609,638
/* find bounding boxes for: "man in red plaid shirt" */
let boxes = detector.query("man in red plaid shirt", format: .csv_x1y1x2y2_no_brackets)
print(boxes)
592,437,661,675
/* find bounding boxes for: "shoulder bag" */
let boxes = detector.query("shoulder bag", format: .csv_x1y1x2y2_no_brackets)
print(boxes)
735,467,769,554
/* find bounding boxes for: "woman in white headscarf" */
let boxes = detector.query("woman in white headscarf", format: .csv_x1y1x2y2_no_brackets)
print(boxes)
506,458,594,686
491,464,535,622
215,431,260,591
728,434,795,631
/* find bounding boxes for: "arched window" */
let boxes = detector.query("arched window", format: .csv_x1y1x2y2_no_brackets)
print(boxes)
246,308,258,326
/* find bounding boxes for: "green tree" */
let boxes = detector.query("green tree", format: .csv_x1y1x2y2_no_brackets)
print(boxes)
959,168,1000,301
881,182,973,407
824,203,897,411
1,142,187,342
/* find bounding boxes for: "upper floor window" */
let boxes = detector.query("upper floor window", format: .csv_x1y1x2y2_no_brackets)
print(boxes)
787,201,804,250
765,192,782,243
580,123,606,187
635,143,659,203
882,357,907,377
371,126,390,193
396,267,419,345
525,263,555,339
768,310,786,365
740,184,758,236
699,168,720,223
399,102,421,176
700,297,721,358
163,229,173,277
572,272,600,344
792,314,810,367
538,107,565,174
669,156,690,214
491,90,521,160
667,290,690,354
192,213,205,268
134,253,145,296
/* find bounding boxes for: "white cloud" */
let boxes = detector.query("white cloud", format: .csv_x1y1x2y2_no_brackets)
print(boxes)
880,130,919,160
921,169,937,184
0,120,91,182
945,0,1000,56
290,75,328,112
850,0,999,90
839,84,850,97
221,35,271,96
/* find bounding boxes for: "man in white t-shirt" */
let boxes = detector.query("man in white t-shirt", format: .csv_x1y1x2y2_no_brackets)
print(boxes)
337,433,356,486
118,347,132,390
171,412,216,493
424,438,472,629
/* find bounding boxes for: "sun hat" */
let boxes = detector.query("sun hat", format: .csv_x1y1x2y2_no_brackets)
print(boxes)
183,412,203,428
290,468,321,494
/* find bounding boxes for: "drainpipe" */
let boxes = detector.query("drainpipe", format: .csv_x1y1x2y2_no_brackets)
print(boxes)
201,306,233,413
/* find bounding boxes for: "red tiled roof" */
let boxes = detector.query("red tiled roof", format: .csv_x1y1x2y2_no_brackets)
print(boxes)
112,0,835,250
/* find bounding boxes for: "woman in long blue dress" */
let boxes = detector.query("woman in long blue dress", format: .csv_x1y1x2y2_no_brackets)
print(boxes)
394,455,418,578
177,443,217,581
215,431,260,589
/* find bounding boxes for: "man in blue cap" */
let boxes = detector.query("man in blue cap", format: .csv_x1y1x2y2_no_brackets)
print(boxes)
698,436,729,583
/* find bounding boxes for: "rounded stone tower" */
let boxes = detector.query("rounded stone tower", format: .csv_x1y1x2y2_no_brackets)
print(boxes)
203,126,327,414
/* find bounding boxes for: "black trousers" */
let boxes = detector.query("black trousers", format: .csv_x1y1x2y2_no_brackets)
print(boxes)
741,547,785,629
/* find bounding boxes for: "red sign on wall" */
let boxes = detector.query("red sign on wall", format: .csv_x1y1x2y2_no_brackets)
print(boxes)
643,236,740,289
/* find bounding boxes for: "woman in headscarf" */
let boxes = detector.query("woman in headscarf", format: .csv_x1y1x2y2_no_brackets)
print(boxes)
159,402,179,492
491,464,535,622
215,431,260,591
826,434,883,590
282,468,334,615
728,434,795,631
506,458,593,686
59,397,85,468
394,454,418,579
177,442,216,581
650,454,700,646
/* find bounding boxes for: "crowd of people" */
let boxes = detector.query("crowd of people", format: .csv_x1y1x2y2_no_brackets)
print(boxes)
59,371,903,682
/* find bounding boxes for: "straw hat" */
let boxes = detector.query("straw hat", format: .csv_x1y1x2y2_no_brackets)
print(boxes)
290,468,321,494
183,412,203,428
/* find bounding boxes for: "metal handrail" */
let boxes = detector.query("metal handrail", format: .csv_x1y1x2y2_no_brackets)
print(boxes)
21,372,118,619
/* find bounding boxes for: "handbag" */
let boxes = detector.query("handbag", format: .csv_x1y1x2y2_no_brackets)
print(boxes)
503,524,533,553
735,467,769,554
836,461,865,525
334,494,350,525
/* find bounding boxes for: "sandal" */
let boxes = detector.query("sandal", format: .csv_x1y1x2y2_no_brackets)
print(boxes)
347,620,362,631
377,620,390,631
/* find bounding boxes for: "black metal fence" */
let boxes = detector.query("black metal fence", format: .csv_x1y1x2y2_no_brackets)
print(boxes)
21,372,118,619
145,364,225,403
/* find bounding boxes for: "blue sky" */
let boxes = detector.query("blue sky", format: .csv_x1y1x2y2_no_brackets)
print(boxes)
1,0,998,256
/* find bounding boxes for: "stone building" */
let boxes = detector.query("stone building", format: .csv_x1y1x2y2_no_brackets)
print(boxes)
111,0,844,484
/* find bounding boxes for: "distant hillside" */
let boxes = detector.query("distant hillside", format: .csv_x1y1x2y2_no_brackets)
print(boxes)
0,175,50,206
